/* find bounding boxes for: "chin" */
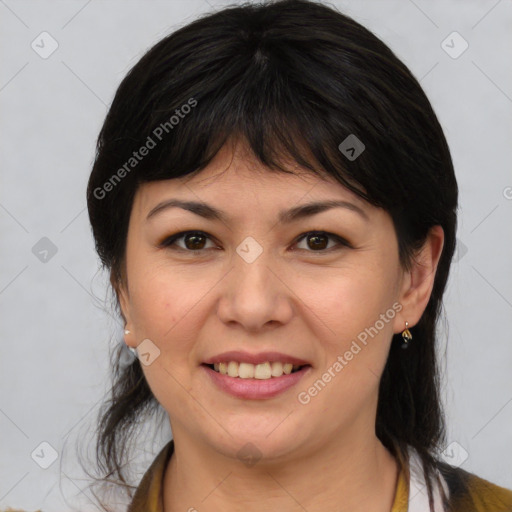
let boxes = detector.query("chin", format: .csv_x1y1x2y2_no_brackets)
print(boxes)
206,424,305,465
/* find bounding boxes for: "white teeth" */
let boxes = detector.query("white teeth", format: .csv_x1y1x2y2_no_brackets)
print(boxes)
209,361,302,379
254,362,271,379
238,362,254,378
227,361,238,377
271,361,283,377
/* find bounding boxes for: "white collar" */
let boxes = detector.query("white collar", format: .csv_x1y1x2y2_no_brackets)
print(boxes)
407,448,449,512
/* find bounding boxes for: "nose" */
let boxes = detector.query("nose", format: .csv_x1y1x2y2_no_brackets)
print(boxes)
216,250,294,332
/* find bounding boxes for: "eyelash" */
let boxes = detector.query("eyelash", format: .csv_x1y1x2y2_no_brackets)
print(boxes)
159,230,352,254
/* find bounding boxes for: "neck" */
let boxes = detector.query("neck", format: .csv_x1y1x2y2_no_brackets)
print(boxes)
162,427,399,512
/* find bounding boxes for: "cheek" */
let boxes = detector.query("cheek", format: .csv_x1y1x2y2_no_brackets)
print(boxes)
295,262,398,342
126,267,215,409
294,258,400,408
129,274,180,333
127,263,218,358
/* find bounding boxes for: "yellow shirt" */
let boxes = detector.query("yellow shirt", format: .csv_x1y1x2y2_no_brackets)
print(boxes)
127,439,512,512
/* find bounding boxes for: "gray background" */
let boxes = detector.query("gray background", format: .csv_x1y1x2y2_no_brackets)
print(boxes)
1,0,511,510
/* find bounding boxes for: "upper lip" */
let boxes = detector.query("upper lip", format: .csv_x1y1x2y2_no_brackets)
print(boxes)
203,351,311,366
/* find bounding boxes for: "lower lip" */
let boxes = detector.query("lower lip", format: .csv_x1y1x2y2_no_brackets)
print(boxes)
201,364,311,400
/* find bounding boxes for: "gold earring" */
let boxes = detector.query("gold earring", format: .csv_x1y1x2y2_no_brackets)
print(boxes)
401,322,412,349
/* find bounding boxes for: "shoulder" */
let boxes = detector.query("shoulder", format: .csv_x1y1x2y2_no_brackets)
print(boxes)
437,462,512,512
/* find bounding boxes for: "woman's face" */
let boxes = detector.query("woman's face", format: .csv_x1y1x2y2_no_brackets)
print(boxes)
119,140,439,462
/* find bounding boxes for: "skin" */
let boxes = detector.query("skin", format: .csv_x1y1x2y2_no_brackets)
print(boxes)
119,138,444,512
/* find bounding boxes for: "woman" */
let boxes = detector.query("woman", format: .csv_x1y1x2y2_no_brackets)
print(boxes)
85,0,512,510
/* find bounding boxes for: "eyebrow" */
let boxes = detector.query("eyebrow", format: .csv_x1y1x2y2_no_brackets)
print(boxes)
146,198,368,223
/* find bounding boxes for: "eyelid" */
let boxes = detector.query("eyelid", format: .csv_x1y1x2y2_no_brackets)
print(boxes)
159,230,352,253
159,230,219,250
293,231,352,251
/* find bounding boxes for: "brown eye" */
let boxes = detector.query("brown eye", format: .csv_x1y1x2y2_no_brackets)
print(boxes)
160,230,350,254
160,231,216,252
295,231,350,252
306,233,329,250
182,232,207,250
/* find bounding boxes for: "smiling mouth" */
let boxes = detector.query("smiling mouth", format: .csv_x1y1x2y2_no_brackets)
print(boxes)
203,362,309,379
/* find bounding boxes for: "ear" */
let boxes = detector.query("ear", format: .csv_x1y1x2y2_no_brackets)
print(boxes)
394,225,444,332
111,271,136,348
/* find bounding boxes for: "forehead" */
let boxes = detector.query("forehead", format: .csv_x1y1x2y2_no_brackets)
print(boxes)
133,139,368,215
